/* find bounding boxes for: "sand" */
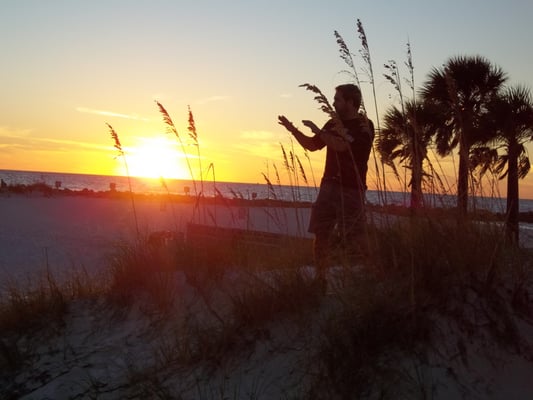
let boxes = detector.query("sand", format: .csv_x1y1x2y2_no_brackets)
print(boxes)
2,192,531,286
0,194,177,284
0,193,311,286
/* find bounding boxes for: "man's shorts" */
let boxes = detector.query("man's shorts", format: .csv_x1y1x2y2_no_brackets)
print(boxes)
308,180,365,236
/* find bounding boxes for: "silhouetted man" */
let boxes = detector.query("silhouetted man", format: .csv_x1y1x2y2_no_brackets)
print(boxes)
278,84,374,289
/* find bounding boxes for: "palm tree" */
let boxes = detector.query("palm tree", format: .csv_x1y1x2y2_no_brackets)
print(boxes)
421,55,507,216
476,85,533,243
378,100,439,209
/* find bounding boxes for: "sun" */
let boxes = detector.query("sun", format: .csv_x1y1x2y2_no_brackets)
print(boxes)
125,137,190,180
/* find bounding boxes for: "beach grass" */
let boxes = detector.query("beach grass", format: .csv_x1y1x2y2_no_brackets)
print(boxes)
0,198,532,398
0,265,101,335
0,265,103,384
304,212,532,398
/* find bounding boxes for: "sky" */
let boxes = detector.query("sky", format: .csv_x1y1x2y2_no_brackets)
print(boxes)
1,0,533,198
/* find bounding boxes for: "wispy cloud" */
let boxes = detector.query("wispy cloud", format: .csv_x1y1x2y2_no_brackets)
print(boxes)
280,93,293,98
76,107,149,121
232,129,286,158
0,128,110,154
231,141,282,159
240,130,275,140
195,95,230,105
37,137,111,151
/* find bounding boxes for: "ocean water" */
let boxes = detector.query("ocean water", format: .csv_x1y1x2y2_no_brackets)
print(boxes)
2,168,533,213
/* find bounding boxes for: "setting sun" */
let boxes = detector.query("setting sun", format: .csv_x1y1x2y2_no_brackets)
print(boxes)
120,137,191,180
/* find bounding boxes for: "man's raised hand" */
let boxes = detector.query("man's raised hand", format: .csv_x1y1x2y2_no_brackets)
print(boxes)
301,120,320,135
278,115,297,134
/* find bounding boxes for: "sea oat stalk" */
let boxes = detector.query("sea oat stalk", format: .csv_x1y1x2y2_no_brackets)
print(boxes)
187,105,204,195
187,105,207,223
205,162,217,225
405,40,416,106
356,19,387,201
334,30,366,113
303,149,318,194
156,101,198,197
107,123,140,239
299,83,346,140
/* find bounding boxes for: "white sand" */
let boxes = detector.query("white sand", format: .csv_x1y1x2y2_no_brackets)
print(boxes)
0,193,314,398
0,193,311,286
2,193,531,286
1,193,533,399
0,194,181,284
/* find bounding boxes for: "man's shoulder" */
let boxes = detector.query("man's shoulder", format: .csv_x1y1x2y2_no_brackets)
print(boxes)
323,119,337,129
344,117,374,138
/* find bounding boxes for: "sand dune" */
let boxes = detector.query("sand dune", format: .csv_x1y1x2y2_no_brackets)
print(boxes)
1,193,533,399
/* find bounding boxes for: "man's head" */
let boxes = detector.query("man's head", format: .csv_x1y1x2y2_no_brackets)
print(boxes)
333,84,362,118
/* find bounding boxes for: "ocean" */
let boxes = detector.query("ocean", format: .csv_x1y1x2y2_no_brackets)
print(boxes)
2,168,533,214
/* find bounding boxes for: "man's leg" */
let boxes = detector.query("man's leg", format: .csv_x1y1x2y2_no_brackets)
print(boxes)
313,230,330,283
308,182,336,291
340,189,368,263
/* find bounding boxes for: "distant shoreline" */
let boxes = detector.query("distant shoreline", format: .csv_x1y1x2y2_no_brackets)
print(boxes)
2,181,533,224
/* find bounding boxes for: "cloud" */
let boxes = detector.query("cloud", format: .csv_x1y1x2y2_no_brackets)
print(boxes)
240,130,275,140
280,93,293,98
0,126,33,138
195,95,230,105
76,107,149,121
0,129,110,154
231,141,281,159
234,130,289,158
35,137,110,151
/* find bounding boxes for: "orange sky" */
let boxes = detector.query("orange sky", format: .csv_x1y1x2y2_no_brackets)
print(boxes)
2,1,533,199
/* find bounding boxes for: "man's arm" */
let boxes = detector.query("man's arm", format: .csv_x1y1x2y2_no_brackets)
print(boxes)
278,115,322,151
302,119,349,152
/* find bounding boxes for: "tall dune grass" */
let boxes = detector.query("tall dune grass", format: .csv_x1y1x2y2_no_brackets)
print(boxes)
1,195,531,398
334,22,396,204
107,123,140,238
156,101,198,196
307,213,532,398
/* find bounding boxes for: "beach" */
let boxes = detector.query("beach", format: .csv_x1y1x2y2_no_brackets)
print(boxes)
0,192,312,285
0,194,183,285
2,191,532,284
0,192,317,399
1,192,533,399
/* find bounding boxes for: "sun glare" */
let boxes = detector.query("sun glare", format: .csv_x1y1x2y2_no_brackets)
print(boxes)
124,137,190,180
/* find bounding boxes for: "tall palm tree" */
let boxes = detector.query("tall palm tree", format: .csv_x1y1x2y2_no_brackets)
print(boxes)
476,85,533,243
378,100,439,208
421,55,507,216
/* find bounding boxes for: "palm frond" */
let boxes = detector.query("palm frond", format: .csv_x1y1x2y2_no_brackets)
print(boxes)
518,152,531,179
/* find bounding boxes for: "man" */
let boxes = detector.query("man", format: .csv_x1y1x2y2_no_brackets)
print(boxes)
278,83,374,287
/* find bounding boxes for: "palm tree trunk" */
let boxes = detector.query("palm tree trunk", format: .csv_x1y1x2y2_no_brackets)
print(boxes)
457,140,470,217
506,141,520,244
410,124,423,209
410,152,423,209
